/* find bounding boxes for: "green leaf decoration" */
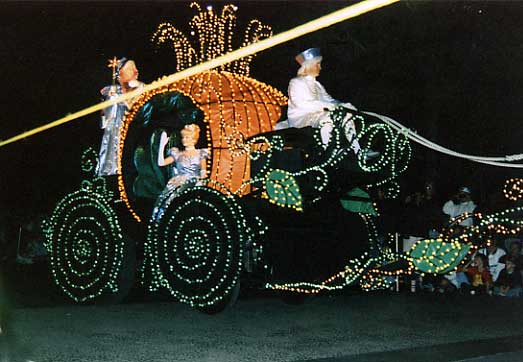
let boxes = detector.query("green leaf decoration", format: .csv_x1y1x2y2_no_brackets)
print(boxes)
340,188,378,216
264,169,302,210
409,239,470,274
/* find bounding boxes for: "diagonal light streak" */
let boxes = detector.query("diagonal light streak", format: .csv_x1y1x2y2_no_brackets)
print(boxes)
0,0,399,148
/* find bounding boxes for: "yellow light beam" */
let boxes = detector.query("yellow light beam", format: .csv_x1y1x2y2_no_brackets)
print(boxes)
0,0,399,148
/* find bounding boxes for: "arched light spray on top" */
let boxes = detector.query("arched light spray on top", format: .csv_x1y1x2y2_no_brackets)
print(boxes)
146,3,281,198
152,2,272,76
0,0,400,149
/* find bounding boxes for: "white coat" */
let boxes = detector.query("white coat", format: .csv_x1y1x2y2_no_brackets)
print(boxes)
287,75,356,128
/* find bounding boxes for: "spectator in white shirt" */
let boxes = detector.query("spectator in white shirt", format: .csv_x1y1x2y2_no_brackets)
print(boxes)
478,244,506,282
442,186,476,227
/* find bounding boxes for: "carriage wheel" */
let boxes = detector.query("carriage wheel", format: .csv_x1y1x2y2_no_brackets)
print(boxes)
146,185,246,312
198,281,241,315
45,189,136,303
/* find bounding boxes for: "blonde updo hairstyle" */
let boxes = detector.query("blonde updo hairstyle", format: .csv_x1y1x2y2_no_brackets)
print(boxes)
181,123,200,142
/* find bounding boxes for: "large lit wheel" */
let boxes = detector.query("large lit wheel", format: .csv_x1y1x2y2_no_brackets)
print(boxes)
147,186,246,312
45,189,135,303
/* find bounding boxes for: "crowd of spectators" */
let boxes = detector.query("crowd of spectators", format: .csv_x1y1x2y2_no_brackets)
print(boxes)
438,241,522,297
375,180,523,298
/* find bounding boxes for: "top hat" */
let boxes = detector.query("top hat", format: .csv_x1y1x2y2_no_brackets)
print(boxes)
295,48,322,65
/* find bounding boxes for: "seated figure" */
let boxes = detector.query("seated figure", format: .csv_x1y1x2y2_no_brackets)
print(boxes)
285,47,361,154
157,124,209,189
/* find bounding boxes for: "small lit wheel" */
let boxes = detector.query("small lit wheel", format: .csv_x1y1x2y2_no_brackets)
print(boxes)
146,185,246,312
45,189,135,303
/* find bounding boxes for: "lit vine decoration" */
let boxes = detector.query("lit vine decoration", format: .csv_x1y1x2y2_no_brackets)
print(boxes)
80,147,98,173
266,215,414,294
355,113,411,197
268,204,523,294
237,108,411,202
503,178,523,201
406,204,523,280
152,2,272,76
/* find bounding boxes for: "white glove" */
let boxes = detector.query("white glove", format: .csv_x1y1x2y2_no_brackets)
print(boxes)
159,132,169,148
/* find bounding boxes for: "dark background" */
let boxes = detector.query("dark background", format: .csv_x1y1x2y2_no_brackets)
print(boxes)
0,0,522,224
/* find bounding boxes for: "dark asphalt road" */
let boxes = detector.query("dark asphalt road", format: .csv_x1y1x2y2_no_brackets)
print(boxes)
3,290,523,362
0,261,522,361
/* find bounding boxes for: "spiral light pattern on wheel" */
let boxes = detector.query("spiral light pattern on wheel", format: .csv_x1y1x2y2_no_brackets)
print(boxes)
45,189,124,302
145,186,246,308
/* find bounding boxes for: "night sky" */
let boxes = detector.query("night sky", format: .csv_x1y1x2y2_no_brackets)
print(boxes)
1,1,522,223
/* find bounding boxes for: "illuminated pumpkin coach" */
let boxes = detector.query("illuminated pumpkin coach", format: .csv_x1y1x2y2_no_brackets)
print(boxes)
116,3,286,221
118,71,287,220
44,2,475,312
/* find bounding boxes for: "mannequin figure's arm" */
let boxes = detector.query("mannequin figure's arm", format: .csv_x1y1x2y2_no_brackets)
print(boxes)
199,149,209,178
158,131,175,166
316,81,358,112
100,85,118,129
200,159,207,178
340,102,357,111
314,82,358,111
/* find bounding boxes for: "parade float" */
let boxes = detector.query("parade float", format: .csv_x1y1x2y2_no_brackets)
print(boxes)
42,3,520,313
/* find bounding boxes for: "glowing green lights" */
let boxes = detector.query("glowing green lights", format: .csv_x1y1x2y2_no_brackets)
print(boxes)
144,183,248,308
264,169,303,210
44,186,125,303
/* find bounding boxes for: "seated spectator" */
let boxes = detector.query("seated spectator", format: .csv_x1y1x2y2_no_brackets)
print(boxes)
439,271,467,293
464,253,493,295
440,255,473,293
494,256,522,297
506,240,523,268
440,253,493,294
478,243,506,282
439,252,474,293
442,186,476,227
